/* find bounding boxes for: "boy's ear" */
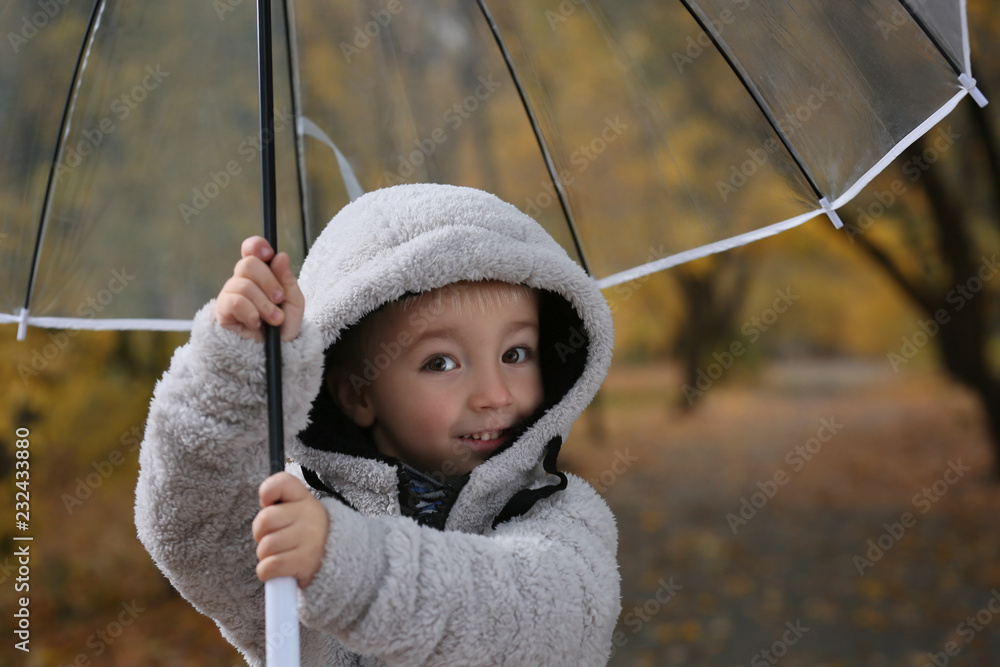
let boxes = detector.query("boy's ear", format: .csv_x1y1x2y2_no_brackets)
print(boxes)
326,369,376,428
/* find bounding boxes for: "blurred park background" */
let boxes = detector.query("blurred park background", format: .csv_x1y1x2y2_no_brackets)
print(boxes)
2,0,1000,665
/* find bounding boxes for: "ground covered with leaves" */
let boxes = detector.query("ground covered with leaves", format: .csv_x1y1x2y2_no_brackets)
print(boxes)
564,360,1000,667
4,346,999,666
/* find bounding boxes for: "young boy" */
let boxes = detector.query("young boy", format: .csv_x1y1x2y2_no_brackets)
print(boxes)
135,184,619,665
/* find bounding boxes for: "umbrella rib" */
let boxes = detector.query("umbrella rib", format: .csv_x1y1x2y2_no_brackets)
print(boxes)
19,0,105,336
279,0,311,251
473,0,592,276
896,2,985,106
896,0,965,76
678,0,828,205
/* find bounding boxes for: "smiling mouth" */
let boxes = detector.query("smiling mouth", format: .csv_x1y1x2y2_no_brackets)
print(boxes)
460,429,507,442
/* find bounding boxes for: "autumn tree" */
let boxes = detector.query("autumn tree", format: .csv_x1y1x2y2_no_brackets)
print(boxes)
837,96,1000,476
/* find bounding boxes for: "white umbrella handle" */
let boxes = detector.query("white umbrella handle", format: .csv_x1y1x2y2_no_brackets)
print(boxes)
265,577,300,665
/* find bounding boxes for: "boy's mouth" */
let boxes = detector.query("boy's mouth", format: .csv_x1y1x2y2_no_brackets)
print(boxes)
461,430,506,441
458,428,510,453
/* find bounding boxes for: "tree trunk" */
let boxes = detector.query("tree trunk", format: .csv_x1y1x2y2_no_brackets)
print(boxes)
673,256,750,410
840,120,1000,478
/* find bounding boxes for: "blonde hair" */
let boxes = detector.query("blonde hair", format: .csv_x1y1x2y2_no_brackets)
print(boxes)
394,280,536,317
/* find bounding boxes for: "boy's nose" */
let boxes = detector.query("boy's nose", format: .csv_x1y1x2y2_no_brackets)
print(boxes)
469,365,515,411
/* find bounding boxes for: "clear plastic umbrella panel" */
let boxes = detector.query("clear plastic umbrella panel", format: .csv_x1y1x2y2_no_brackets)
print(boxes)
1,0,988,339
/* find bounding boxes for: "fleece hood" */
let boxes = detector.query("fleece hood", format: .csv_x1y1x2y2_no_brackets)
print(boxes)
287,183,614,534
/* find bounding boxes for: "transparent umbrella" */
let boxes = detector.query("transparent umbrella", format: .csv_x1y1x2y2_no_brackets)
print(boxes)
0,0,988,664
0,0,988,338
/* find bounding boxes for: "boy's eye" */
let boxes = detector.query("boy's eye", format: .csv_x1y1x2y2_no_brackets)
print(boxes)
424,355,457,372
502,346,531,364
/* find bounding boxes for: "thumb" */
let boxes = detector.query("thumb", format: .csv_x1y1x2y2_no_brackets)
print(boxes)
258,471,308,507
270,253,303,306
269,252,305,342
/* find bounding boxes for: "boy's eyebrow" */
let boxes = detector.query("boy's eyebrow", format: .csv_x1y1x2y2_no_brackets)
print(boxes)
410,326,459,344
411,320,539,345
502,320,539,336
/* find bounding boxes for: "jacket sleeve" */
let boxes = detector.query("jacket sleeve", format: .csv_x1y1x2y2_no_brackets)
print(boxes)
134,302,325,662
299,474,621,667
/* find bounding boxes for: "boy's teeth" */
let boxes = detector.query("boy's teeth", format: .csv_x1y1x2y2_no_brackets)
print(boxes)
466,430,502,441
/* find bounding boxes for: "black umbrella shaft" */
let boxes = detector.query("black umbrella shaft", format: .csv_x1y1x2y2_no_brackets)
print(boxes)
257,0,284,475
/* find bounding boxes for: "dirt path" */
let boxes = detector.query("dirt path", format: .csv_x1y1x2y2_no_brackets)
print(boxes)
564,360,1000,666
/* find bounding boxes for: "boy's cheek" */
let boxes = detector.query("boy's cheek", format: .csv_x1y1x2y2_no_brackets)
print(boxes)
524,372,544,412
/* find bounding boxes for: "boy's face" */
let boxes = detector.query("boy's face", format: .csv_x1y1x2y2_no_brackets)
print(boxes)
333,282,543,479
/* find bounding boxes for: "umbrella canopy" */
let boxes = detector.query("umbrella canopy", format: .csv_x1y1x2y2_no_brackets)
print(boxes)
1,0,307,338
0,0,987,339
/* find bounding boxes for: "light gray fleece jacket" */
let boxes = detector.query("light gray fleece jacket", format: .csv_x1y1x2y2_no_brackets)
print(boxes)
135,184,619,666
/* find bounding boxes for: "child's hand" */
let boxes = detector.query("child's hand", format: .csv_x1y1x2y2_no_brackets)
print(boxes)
214,236,305,342
252,472,330,589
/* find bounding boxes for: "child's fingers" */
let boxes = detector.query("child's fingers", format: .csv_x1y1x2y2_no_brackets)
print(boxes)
234,256,287,307
254,525,321,587
268,253,302,305
252,509,307,585
251,503,293,544
219,276,284,328
251,481,329,587
256,552,302,585
256,554,278,582
241,236,274,262
223,239,305,341
254,522,297,561
215,289,261,329
268,253,305,341
258,471,309,508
